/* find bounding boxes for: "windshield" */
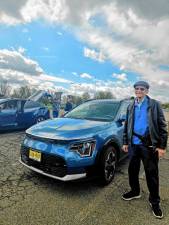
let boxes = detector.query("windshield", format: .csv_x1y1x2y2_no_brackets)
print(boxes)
28,90,47,102
65,101,120,122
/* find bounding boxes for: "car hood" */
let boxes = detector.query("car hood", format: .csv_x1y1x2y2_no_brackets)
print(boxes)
26,117,112,140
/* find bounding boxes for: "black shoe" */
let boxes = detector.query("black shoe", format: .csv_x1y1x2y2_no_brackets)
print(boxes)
122,191,141,201
150,203,163,219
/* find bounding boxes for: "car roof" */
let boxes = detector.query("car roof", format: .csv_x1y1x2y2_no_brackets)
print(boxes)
0,98,10,103
0,98,26,103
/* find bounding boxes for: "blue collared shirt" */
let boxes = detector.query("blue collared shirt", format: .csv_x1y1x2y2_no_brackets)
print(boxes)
133,96,149,144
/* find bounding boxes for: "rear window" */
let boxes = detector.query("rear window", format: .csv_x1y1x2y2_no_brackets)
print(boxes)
0,100,18,110
24,100,41,109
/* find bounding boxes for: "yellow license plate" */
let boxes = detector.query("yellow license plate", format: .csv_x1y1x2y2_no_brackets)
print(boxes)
29,149,41,162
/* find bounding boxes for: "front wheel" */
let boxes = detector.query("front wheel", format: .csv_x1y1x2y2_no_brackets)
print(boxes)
99,146,117,185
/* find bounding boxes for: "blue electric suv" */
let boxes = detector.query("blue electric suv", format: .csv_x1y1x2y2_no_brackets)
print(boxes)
20,99,130,185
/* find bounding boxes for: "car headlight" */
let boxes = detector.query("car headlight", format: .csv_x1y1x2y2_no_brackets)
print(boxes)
69,140,96,157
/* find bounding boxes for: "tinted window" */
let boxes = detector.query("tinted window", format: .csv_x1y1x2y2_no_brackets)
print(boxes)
0,100,18,111
65,101,120,122
24,100,41,109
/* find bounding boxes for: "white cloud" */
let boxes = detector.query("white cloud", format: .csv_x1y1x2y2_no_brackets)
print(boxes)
77,19,169,101
115,0,169,21
0,0,27,21
120,65,125,71
1,0,168,24
57,32,63,36
39,74,71,84
69,80,133,99
84,47,106,62
0,0,109,25
72,72,78,77
112,73,127,81
21,0,68,24
0,49,43,75
0,49,72,92
70,82,97,96
0,69,71,93
18,47,26,54
80,73,93,79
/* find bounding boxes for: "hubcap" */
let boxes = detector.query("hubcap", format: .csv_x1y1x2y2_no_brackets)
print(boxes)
104,151,116,181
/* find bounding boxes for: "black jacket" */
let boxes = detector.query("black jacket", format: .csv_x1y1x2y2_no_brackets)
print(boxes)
123,96,168,149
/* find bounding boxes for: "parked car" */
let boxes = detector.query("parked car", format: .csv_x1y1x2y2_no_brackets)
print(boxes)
0,98,49,131
20,99,130,185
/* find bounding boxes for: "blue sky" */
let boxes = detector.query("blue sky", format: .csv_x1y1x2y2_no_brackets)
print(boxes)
0,21,134,82
0,0,169,101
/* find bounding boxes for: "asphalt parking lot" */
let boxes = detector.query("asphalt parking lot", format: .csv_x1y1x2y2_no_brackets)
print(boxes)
0,132,169,225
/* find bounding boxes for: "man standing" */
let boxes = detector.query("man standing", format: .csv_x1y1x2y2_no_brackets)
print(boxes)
64,96,73,113
122,81,168,219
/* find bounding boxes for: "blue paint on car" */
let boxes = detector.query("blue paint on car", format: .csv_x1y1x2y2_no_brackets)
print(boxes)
0,98,49,131
20,99,130,185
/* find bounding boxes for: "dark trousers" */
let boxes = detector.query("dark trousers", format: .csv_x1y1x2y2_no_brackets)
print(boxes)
128,144,160,205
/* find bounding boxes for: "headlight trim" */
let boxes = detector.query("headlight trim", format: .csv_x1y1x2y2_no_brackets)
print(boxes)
69,139,96,157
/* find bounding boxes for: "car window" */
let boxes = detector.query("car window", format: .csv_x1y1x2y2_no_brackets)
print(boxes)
0,100,18,111
24,100,41,109
118,101,130,118
17,100,22,110
65,101,120,122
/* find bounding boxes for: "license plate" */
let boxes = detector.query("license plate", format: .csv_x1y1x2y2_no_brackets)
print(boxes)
29,149,41,162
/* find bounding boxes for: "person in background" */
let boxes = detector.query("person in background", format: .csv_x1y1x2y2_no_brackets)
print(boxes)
46,96,54,119
53,98,60,118
122,81,168,219
64,96,73,113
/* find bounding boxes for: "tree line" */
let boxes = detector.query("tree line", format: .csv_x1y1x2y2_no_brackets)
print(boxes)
0,80,36,99
0,80,115,105
1,80,169,108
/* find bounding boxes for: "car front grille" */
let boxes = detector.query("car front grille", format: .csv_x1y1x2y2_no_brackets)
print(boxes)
21,146,67,178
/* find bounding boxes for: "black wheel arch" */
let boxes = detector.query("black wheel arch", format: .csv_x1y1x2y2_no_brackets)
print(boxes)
95,138,121,166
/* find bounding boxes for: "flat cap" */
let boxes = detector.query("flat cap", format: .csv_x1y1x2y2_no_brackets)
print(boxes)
133,81,150,89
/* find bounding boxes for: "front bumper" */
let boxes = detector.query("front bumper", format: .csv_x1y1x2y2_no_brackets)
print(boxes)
20,145,87,181
19,159,86,181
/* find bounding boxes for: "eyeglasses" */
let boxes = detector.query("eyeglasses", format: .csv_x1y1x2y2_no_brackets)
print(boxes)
135,87,146,91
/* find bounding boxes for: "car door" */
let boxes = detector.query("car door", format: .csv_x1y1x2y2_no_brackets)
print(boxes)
0,100,18,130
15,100,28,128
18,100,42,128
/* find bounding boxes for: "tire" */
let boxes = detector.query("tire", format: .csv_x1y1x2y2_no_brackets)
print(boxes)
99,145,117,185
36,116,45,123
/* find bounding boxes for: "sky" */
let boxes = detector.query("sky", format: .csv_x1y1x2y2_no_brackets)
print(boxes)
0,0,169,102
